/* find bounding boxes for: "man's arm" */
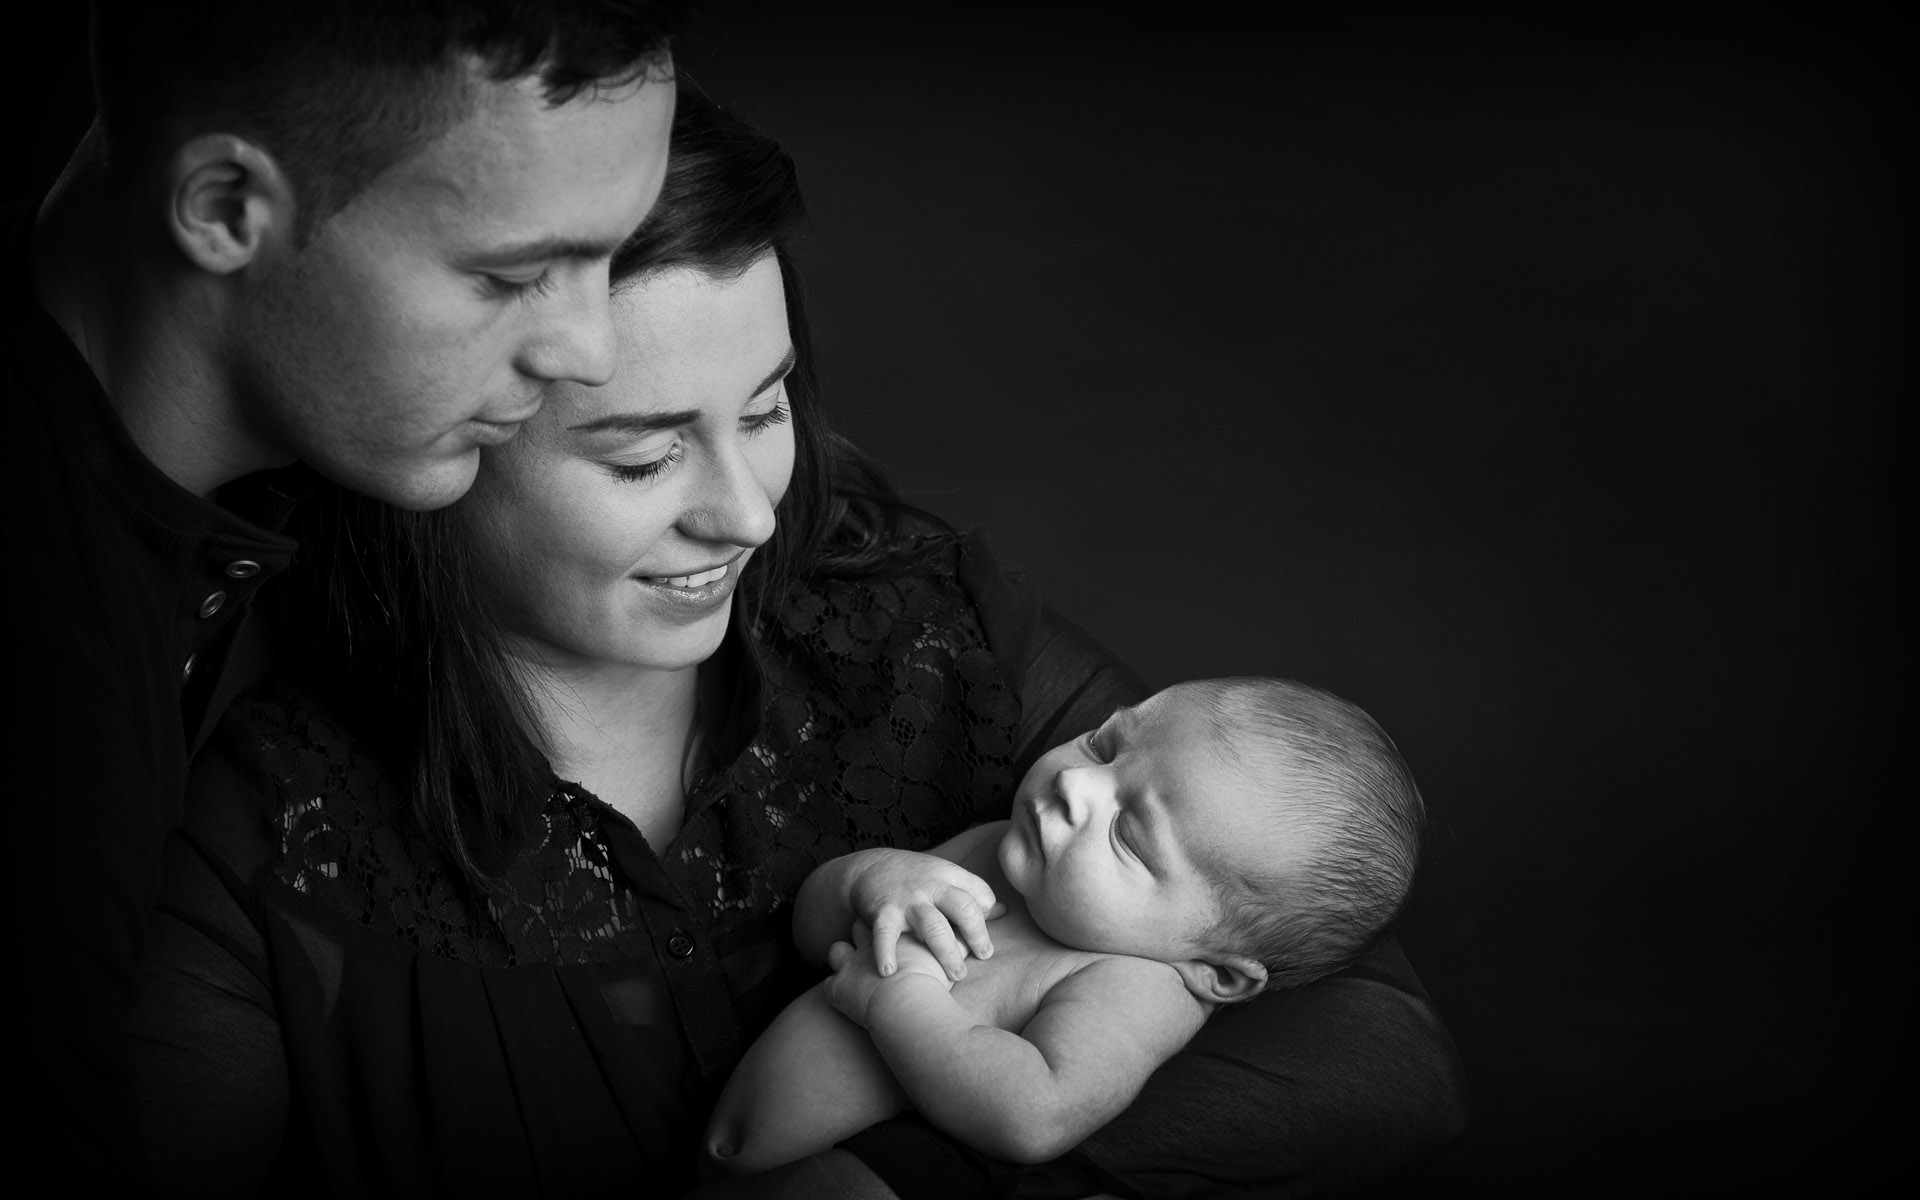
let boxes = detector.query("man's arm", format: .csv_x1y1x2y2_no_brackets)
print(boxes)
829,947,1206,1165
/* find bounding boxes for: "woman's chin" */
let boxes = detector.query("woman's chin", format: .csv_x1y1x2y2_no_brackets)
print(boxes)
624,614,733,674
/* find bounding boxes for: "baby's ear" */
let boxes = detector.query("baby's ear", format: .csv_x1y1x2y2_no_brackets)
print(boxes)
1172,954,1267,1005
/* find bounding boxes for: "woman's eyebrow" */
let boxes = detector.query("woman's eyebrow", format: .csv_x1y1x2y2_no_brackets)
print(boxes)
750,346,798,397
568,409,701,437
567,346,798,438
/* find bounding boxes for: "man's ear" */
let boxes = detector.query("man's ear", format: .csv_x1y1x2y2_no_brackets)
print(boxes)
167,134,295,274
1171,953,1268,1005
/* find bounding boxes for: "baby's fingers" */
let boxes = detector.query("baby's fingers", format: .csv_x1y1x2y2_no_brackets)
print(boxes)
826,940,856,973
868,907,906,977
908,901,970,980
941,886,996,963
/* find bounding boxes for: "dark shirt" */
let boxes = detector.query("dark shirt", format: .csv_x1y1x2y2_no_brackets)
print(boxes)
2,199,305,1183
132,533,1465,1197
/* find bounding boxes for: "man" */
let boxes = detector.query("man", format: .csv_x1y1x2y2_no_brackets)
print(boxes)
2,1,683,1182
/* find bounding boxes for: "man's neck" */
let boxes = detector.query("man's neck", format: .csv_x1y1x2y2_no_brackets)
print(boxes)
30,127,269,500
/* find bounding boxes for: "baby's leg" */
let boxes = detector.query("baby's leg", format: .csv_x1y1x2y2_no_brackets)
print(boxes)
704,980,911,1179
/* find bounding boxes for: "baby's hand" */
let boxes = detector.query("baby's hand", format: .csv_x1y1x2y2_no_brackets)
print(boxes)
842,849,1000,981
826,921,949,1028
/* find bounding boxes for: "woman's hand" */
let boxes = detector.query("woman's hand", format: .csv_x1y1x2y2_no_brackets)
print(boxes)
825,922,949,1029
840,849,1000,981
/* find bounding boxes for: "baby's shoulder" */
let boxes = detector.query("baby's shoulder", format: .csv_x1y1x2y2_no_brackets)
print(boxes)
1047,950,1192,1002
1028,953,1209,1052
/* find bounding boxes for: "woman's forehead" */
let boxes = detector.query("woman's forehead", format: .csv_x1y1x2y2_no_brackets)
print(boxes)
520,256,789,434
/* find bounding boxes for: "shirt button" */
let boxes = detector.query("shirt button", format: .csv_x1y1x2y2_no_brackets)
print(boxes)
666,931,695,959
224,560,262,579
181,654,196,682
198,591,227,618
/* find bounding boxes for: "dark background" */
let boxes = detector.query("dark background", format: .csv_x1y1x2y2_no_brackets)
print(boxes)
9,5,1903,1196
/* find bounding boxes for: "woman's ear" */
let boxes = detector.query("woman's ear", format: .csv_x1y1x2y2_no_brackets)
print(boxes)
1172,953,1268,1005
167,133,295,274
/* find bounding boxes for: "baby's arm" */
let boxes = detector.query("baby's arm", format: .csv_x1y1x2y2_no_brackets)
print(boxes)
791,822,1006,976
704,824,1006,1178
703,978,910,1179
826,943,1207,1165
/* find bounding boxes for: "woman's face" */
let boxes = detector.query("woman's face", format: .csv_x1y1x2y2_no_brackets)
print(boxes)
463,254,797,678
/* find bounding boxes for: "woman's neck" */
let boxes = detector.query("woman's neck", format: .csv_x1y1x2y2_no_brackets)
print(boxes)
520,656,704,850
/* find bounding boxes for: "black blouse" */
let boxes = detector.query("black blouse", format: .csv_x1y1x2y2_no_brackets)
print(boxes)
129,533,1465,1198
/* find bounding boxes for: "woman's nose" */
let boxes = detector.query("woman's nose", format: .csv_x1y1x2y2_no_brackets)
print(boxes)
680,441,779,549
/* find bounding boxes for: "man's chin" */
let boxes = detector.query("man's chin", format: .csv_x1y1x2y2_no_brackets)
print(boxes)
352,449,482,512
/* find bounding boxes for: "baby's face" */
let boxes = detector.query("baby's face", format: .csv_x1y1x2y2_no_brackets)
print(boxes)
997,685,1299,963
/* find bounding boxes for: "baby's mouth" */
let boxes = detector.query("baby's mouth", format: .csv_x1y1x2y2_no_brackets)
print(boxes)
1019,797,1046,861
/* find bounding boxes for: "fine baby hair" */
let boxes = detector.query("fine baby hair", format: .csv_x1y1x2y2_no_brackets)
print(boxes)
1184,676,1425,990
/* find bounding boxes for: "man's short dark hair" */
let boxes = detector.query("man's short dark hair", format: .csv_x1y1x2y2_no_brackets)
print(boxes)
89,0,688,241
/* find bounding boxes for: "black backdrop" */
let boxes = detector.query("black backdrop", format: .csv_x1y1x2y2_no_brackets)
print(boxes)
8,6,1902,1196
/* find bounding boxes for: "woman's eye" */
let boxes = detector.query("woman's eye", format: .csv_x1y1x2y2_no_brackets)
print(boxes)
743,397,791,435
608,444,684,483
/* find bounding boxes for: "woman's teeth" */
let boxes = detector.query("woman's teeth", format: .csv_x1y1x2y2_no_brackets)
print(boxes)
655,564,729,588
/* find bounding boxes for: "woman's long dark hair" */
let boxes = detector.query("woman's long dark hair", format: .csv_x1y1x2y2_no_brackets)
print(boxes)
290,84,938,877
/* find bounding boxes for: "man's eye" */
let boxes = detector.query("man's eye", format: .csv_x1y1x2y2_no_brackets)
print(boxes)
480,270,558,300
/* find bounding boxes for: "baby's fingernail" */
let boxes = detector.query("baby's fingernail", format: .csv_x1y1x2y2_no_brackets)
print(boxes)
882,963,894,976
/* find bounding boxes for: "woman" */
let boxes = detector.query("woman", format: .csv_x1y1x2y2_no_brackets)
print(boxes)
130,87,1465,1197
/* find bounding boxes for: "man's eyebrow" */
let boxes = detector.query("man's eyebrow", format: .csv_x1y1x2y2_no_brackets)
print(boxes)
466,234,628,269
568,346,798,438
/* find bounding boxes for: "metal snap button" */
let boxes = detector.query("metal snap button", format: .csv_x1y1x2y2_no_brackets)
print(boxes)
198,591,227,618
224,560,262,579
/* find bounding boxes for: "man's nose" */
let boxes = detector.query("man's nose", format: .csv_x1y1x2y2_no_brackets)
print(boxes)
518,265,618,386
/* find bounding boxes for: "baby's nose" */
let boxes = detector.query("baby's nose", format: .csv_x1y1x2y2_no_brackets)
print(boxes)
1053,766,1097,823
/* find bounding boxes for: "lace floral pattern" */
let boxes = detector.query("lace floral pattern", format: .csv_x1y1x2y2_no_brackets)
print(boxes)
256,536,1021,966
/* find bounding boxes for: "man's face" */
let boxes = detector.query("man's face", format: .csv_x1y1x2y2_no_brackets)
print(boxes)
234,67,676,510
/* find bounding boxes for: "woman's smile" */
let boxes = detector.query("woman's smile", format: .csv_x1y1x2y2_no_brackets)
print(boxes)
463,256,796,675
633,551,750,613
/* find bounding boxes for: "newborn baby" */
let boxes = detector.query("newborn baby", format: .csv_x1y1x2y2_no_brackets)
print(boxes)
705,675,1424,1173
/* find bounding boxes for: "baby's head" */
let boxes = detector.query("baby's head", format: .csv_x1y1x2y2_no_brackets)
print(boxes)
997,676,1423,1004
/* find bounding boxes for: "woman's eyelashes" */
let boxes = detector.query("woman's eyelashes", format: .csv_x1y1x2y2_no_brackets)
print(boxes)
608,446,682,484
603,394,791,485
743,396,791,435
